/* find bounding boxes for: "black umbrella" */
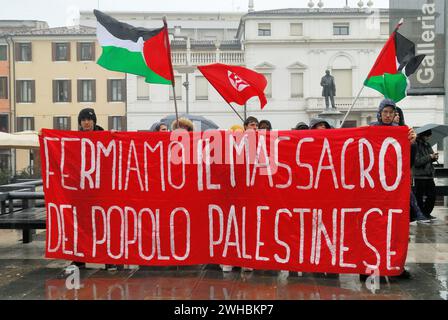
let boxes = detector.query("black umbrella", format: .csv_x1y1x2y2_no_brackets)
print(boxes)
415,123,448,148
159,114,220,131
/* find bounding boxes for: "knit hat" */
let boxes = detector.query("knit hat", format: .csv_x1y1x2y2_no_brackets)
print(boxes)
78,108,97,126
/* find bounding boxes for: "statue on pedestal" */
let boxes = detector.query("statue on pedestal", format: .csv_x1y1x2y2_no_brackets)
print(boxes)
320,70,336,110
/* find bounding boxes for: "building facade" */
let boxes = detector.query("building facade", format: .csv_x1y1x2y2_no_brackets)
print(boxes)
81,7,443,131
6,26,126,172
0,20,48,172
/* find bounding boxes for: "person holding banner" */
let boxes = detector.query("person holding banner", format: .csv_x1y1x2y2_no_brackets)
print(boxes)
171,117,194,132
309,118,331,130
259,120,272,131
366,99,419,281
243,116,259,131
72,108,119,271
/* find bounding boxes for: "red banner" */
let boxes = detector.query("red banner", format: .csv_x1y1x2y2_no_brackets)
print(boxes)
39,127,410,276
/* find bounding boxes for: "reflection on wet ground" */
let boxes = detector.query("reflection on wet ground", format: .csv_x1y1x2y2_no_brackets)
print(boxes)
0,207,447,300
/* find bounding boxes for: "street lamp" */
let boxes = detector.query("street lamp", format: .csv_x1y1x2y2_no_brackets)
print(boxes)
174,65,196,115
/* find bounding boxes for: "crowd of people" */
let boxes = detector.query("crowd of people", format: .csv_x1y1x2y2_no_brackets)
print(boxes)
72,98,439,281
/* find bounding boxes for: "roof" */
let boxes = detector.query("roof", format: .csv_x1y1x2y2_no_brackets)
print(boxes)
245,8,389,16
4,25,96,37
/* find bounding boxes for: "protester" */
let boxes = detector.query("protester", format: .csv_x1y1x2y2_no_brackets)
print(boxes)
309,118,331,130
259,120,272,130
150,121,168,132
243,116,259,131
171,117,194,132
292,122,309,130
413,130,438,220
229,124,244,132
73,108,119,271
369,99,416,143
366,99,419,281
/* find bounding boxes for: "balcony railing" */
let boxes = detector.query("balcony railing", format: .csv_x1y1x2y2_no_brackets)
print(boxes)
171,50,244,66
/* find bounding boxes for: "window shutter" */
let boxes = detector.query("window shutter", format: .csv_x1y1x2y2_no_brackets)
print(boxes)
17,118,23,132
92,80,96,102
52,80,57,102
31,80,35,103
77,80,81,102
107,80,111,102
77,43,81,61
108,116,113,130
121,116,127,131
66,117,71,130
15,43,20,61
67,42,71,61
28,43,32,61
31,117,35,131
90,43,95,61
15,80,21,102
52,43,56,61
67,80,72,102
53,117,57,129
121,79,127,101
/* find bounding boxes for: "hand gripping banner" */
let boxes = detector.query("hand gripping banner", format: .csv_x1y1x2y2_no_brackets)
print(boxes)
39,127,410,276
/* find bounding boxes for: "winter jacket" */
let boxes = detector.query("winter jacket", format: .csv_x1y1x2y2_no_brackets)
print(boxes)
413,138,436,179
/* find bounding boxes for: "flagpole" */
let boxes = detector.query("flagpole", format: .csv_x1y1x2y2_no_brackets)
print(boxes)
340,18,404,128
339,85,365,128
226,102,245,123
171,84,180,124
162,16,179,125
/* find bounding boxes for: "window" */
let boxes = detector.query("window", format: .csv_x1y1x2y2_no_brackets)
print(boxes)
53,80,71,102
0,114,8,132
53,116,71,130
52,43,70,61
263,73,272,98
169,76,182,100
0,77,7,99
108,116,126,131
0,153,9,171
258,23,271,36
15,43,32,61
107,79,126,102
380,22,389,35
77,80,95,102
195,76,208,100
0,45,7,61
16,80,35,103
290,73,304,98
332,69,352,97
290,23,303,36
137,76,150,100
77,42,95,61
333,23,350,36
17,117,34,131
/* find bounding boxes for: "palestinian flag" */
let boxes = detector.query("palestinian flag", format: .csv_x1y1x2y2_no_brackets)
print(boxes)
364,21,425,102
94,10,174,85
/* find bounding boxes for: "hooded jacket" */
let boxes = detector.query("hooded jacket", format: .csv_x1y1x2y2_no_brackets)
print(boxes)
309,118,331,129
369,99,399,126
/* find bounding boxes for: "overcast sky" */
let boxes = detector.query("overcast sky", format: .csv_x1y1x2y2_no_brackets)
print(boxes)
1,0,389,27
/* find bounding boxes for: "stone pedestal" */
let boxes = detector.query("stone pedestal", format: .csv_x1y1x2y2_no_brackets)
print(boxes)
318,109,345,128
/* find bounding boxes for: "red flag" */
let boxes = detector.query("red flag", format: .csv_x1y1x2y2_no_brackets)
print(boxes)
197,63,268,109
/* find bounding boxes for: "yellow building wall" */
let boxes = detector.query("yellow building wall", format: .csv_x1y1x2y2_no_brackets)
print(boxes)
13,36,126,172
14,38,125,131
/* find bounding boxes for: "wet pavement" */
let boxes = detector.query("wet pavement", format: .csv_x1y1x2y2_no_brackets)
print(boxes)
0,207,447,300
